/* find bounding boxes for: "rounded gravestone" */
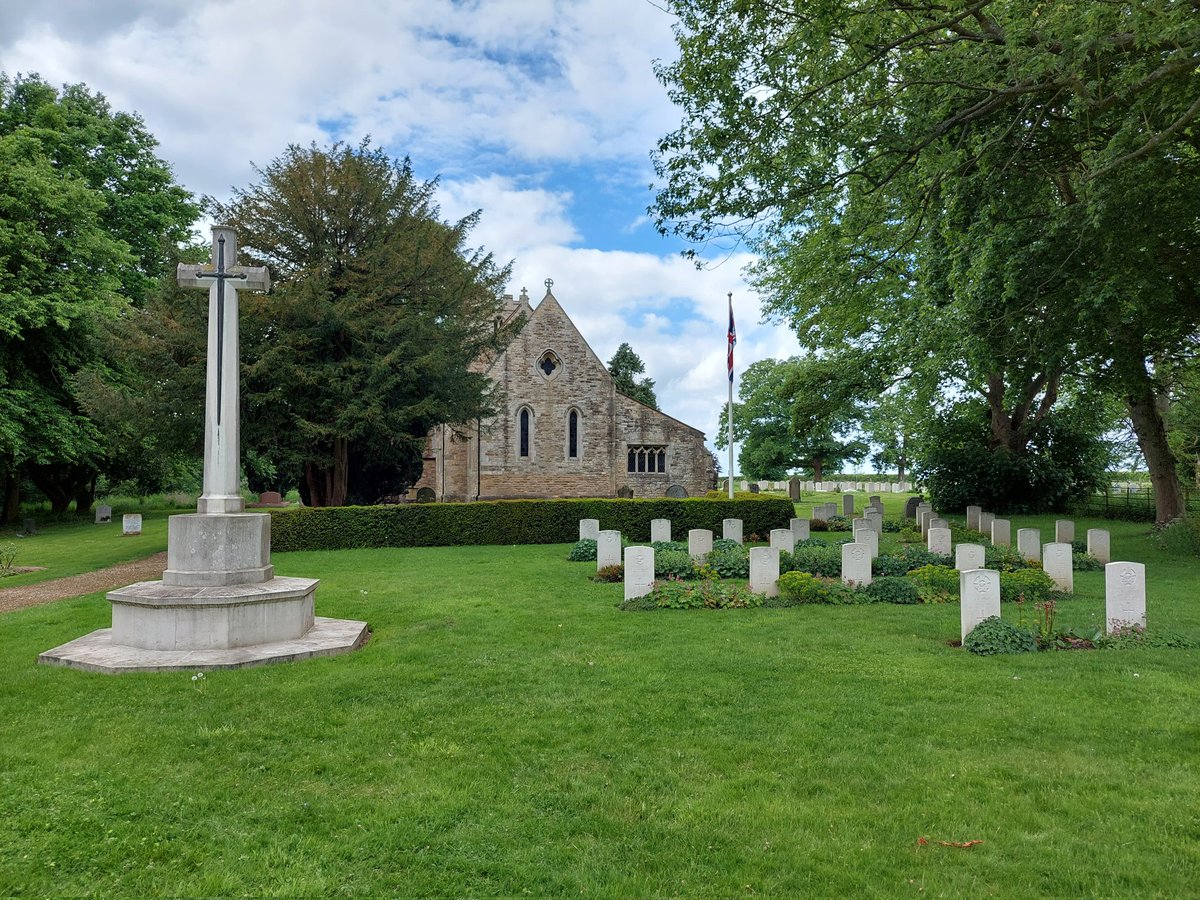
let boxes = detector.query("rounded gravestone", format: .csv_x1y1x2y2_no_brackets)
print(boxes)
748,483,760,493
415,487,436,502
665,484,688,498
903,496,922,518
616,485,635,499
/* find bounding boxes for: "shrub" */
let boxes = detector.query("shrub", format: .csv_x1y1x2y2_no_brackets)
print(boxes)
963,617,1038,655
809,518,829,532
1073,552,1103,572
706,545,750,578
784,544,842,577
908,564,959,603
0,542,17,576
593,564,624,583
999,568,1056,604
864,577,921,605
270,496,796,552
655,550,697,579
985,544,1031,572
711,538,742,553
873,544,941,577
1093,626,1198,650
641,580,763,610
825,515,851,532
882,517,904,533
775,571,864,605
651,540,688,553
567,539,597,561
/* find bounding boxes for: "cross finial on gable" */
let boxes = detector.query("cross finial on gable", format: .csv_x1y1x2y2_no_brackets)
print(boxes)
544,278,554,294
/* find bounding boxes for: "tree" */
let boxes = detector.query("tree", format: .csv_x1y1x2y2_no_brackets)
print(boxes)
652,1,1200,522
208,141,515,506
717,357,866,480
607,342,658,409
0,74,197,520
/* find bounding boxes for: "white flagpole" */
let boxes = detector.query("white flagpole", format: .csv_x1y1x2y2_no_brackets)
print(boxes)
727,292,735,499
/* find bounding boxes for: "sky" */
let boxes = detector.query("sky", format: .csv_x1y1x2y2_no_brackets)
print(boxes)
0,0,802,467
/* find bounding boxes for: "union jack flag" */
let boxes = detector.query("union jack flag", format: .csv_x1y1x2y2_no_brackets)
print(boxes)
727,294,736,383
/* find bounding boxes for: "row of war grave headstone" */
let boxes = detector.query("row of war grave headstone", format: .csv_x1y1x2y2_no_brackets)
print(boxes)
92,506,143,535
580,500,1146,639
724,479,913,500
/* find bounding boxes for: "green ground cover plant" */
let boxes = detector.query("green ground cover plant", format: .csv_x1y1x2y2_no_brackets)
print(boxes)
2,502,1198,895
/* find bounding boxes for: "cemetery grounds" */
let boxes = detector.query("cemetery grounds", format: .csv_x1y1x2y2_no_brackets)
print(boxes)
0,491,1197,897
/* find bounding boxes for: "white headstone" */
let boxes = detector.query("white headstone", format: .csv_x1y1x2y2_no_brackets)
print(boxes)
919,509,933,537
597,530,622,569
1043,542,1073,592
927,527,952,556
960,569,1001,641
841,542,872,586
954,543,985,571
580,519,600,541
856,529,879,559
864,510,883,535
95,505,112,524
1087,528,1111,564
650,518,671,543
991,518,1011,547
122,513,142,536
723,518,743,544
790,518,810,542
770,528,795,554
623,547,655,601
979,511,994,535
749,546,780,596
688,528,713,560
811,505,827,522
1017,528,1041,562
1105,562,1146,633
965,505,982,531
1055,520,1075,544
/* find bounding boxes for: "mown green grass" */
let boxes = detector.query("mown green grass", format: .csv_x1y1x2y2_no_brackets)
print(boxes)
0,514,169,587
1,505,1198,896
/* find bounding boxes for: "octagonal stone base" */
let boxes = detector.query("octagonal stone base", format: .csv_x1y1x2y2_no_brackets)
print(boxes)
37,616,368,674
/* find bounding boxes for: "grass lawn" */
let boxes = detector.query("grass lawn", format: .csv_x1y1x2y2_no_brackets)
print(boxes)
1,500,1198,896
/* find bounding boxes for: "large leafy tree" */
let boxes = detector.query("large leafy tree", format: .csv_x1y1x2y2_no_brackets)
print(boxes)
0,74,197,521
208,141,515,506
607,342,659,409
717,357,866,480
653,1,1200,522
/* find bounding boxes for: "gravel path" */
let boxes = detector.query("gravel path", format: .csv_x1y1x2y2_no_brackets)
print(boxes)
0,552,167,613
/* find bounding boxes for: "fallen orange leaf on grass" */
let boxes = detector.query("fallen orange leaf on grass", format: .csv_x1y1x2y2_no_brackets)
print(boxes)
916,837,984,849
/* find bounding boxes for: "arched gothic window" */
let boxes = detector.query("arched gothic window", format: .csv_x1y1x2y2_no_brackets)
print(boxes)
519,407,531,458
568,409,579,459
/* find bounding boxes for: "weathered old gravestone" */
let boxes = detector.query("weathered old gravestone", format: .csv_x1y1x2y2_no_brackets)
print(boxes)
1055,520,1075,544
723,518,744,544
960,569,1001,641
95,505,113,525
841,542,872,586
788,477,802,501
965,505,982,531
748,483,760,493
20,518,36,536
811,505,828,522
650,518,671,543
1087,528,1111,564
688,529,713,560
580,519,600,541
904,497,921,518
415,487,436,502
770,528,795,554
616,485,635,499
597,530,622,569
122,514,143,536
864,510,883,535
919,509,934,537
1043,542,1073,592
1105,562,1146,633
749,547,780,596
665,484,688,498
991,518,1011,547
623,547,655,601
954,543,985,571
790,518,810,542
979,511,994,536
842,494,855,516
927,527,952,556
39,226,367,674
1017,528,1041,562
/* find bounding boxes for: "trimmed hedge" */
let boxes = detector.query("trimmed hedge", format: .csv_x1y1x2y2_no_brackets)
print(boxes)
270,497,795,552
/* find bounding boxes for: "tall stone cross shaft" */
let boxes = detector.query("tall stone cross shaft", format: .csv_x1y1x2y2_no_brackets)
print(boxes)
178,226,270,515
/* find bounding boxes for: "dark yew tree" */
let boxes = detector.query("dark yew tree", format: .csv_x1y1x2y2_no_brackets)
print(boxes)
652,1,1200,522
607,342,659,409
209,140,516,506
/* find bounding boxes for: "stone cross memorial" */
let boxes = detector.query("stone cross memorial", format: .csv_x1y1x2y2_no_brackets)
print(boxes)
39,227,367,674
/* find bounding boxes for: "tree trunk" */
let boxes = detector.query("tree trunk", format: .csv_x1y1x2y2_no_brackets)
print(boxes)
303,438,350,506
74,474,96,515
1122,357,1185,524
27,463,94,516
1,465,20,525
812,457,824,481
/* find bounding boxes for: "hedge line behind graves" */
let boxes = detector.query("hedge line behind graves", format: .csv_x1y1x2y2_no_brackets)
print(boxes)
269,497,796,552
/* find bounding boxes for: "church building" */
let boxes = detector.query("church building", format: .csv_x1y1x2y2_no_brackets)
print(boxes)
412,283,714,501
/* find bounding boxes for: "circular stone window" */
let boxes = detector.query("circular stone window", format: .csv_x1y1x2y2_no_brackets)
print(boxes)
538,350,562,378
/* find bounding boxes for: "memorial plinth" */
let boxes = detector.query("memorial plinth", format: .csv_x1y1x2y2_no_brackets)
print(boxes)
40,226,367,674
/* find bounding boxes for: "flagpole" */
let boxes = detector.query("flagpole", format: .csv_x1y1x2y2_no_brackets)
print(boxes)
727,292,735,499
